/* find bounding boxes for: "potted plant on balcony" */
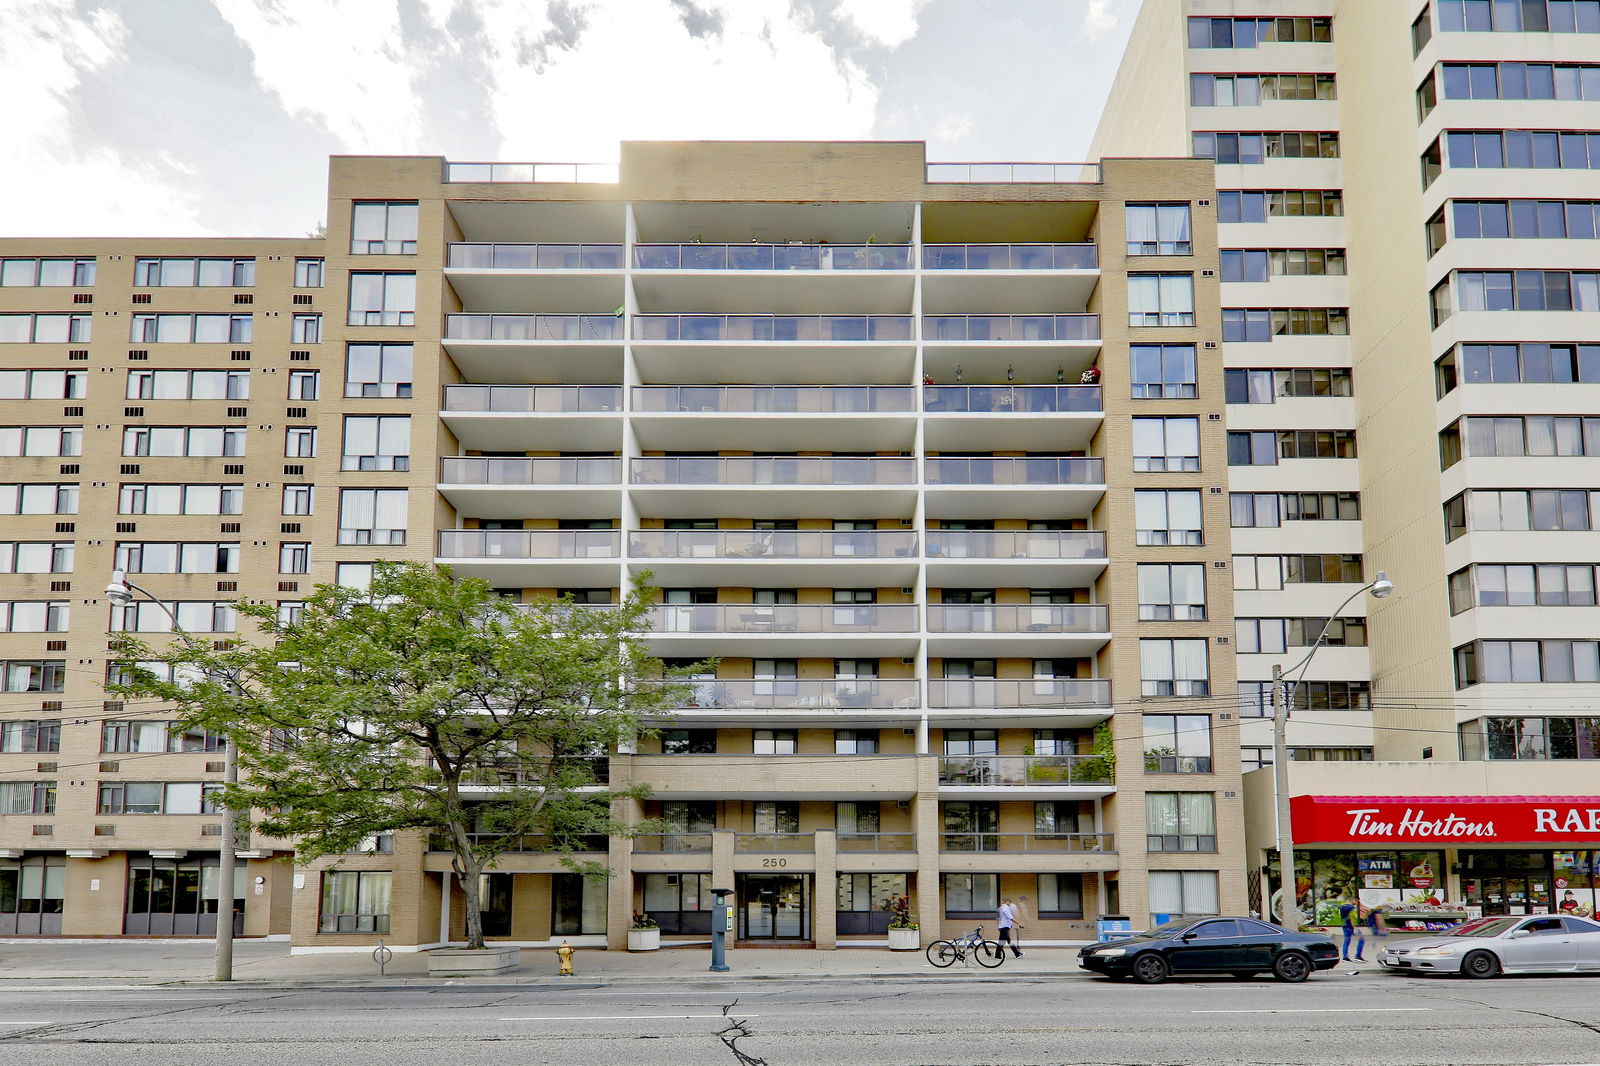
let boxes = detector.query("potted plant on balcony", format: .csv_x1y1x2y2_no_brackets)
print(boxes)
886,894,919,950
628,912,661,952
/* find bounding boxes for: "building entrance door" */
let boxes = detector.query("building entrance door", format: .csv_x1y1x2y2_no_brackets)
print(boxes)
1462,852,1555,915
738,874,810,940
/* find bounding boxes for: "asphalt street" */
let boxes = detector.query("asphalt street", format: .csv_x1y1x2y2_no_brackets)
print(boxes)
2,971,1599,1066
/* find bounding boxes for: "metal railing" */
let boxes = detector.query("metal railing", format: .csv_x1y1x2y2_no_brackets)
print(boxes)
632,456,917,486
926,162,1100,184
923,244,1098,270
447,243,624,269
445,162,619,183
632,314,914,342
650,604,919,635
672,679,921,710
922,314,1100,342
635,244,912,270
925,530,1106,560
735,833,814,853
836,832,917,852
926,604,1109,634
439,457,621,485
940,832,1115,852
438,530,620,559
924,385,1101,413
632,385,915,413
924,457,1104,486
938,754,1111,786
426,832,608,852
927,678,1111,708
631,833,713,853
443,385,622,413
445,314,622,341
629,529,916,560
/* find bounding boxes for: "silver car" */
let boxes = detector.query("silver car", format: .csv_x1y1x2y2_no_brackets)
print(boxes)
1376,914,1600,978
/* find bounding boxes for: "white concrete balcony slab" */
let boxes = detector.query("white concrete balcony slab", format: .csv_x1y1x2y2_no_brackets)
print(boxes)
924,457,1105,520
443,314,623,384
630,385,916,451
925,529,1107,586
441,385,623,451
630,456,917,520
921,243,1098,313
923,385,1102,450
645,603,920,656
437,456,622,519
436,529,620,585
926,603,1110,657
444,243,625,311
627,529,918,586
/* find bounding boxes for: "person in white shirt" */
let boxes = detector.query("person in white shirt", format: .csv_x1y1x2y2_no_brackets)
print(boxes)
997,897,1024,958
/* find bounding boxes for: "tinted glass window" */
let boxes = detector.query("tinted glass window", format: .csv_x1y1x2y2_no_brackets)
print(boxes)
1190,919,1240,939
1236,918,1280,936
1522,917,1565,935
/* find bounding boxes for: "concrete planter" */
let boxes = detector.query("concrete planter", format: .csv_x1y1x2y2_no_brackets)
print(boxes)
887,927,920,951
427,946,521,976
628,928,661,952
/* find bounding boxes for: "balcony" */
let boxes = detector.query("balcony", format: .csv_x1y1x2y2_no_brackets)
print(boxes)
659,680,922,720
437,457,622,519
633,244,914,317
925,162,1100,183
926,604,1109,657
837,832,916,853
927,679,1112,727
436,529,620,585
630,385,915,451
426,832,608,853
923,314,1098,342
631,753,921,799
444,244,624,313
940,832,1115,853
441,385,622,451
924,457,1105,521
924,385,1101,450
925,529,1107,586
631,314,916,386
448,243,623,269
634,314,913,342
633,384,914,412
630,456,918,520
938,755,1112,794
632,833,713,853
647,603,919,655
627,528,917,585
922,245,1098,314
736,833,814,853
635,244,912,271
922,315,1101,388
443,314,623,384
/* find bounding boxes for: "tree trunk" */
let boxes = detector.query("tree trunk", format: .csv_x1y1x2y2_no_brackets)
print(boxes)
456,851,485,950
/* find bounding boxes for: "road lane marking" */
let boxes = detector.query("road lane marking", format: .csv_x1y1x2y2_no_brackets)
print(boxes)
1191,1007,1433,1015
501,1013,758,1021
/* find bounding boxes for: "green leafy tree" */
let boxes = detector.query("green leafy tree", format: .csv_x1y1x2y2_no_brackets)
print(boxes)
110,561,696,949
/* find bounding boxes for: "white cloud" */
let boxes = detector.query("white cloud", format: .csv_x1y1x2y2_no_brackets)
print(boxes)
1082,0,1117,41
832,0,926,48
0,0,217,235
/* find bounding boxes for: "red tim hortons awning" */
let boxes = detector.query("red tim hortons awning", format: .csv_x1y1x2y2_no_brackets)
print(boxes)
1290,795,1600,846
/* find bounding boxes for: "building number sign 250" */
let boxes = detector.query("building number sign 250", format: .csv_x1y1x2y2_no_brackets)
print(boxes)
760,857,788,868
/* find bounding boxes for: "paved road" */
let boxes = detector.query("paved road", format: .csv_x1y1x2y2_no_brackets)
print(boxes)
1,971,1599,1065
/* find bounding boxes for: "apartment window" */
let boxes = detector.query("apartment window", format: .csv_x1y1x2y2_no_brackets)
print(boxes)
1035,801,1079,838
1234,553,1363,584
1218,191,1268,223
1128,274,1196,327
945,802,999,846
1456,639,1600,687
1147,793,1218,852
122,427,245,458
119,484,242,516
1224,248,1346,281
943,873,999,916
294,257,325,287
1230,492,1360,527
0,427,80,457
113,600,234,633
1220,249,1268,283
753,801,799,832
0,602,68,632
1223,307,1349,341
1031,729,1077,755
1143,715,1213,774
345,343,413,397
836,802,881,836
0,369,86,399
835,729,878,754
279,543,311,574
1445,415,1600,465
113,543,240,574
1192,132,1339,162
335,562,374,591
661,729,716,754
133,257,254,286
1140,638,1209,697
1149,871,1220,917
1271,189,1342,217
128,313,251,343
1,660,66,693
1126,203,1193,255
1454,199,1600,242
1191,72,1335,105
753,729,797,755
0,542,72,574
1135,489,1203,546
940,661,996,683
942,728,997,755
1438,0,1600,32
347,273,416,326
834,658,878,679
0,484,78,515
1238,680,1370,716
342,416,410,471
278,601,305,626
127,369,249,400
1187,16,1331,47
281,484,314,516
1129,344,1197,398
836,873,902,922
1413,6,1434,52
1235,617,1366,651
1132,417,1200,472
1227,431,1277,466
283,427,317,459
97,781,221,815
0,782,56,815
0,257,95,286
1442,63,1600,102
1450,270,1600,314
0,721,60,753
1443,130,1600,172
1229,429,1356,464
319,870,392,933
1457,563,1600,611
291,314,322,343
1464,716,1600,760
1446,489,1600,538
1036,874,1083,919
287,370,320,400
1137,563,1207,620
0,313,92,343
350,202,419,255
338,488,407,545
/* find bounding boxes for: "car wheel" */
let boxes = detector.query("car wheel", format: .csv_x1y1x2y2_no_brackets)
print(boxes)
1462,951,1501,979
1272,952,1312,983
1131,953,1169,985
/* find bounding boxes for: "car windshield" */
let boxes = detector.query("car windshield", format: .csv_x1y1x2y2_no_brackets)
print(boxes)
1446,917,1520,938
1146,920,1200,938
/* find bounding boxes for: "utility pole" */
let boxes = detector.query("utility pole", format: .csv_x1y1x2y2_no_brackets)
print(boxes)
1271,663,1300,930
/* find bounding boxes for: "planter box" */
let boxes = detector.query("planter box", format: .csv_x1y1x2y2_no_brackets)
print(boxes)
628,928,661,952
887,927,920,951
427,946,521,977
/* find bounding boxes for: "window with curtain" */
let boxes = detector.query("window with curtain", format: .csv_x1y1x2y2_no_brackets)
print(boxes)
1140,638,1210,696
1037,873,1084,918
1132,417,1201,472
1142,714,1214,773
1134,489,1203,546
342,416,411,471
1128,274,1197,326
1126,203,1193,255
942,873,999,915
1148,870,1219,917
347,272,417,326
1137,563,1207,620
1146,793,1219,851
337,488,408,545
318,870,392,933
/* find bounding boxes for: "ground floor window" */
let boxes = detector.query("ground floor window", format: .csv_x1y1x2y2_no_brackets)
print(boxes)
318,870,391,934
642,872,713,934
1036,873,1083,919
126,855,246,935
942,872,998,918
0,854,64,934
836,873,907,934
552,872,606,935
1149,870,1218,918
1276,850,1445,925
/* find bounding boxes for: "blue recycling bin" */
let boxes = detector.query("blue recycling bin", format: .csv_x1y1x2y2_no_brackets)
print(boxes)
1096,914,1132,942
1150,912,1173,927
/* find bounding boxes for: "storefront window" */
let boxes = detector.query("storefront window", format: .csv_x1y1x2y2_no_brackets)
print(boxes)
1274,850,1444,923
1554,851,1598,918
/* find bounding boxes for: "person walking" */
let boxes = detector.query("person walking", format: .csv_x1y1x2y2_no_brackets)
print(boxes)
997,897,1024,958
1339,895,1365,962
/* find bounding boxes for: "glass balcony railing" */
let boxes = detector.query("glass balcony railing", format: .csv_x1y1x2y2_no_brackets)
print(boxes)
438,530,620,559
927,679,1111,708
925,530,1106,560
926,604,1109,634
439,457,621,485
923,385,1101,413
632,385,915,414
632,315,914,342
635,244,912,271
735,833,814,853
922,315,1100,342
940,832,1115,853
926,162,1101,184
924,457,1104,486
446,243,624,269
632,456,916,486
674,679,920,710
923,244,1098,270
443,385,621,413
650,604,919,635
629,529,917,560
445,314,622,341
836,832,916,852
938,754,1111,787
632,833,712,853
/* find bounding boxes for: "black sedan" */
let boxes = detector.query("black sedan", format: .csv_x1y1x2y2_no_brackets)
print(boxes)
1078,916,1341,984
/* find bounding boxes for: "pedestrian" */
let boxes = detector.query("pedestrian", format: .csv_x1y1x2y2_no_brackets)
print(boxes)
997,897,1024,958
1012,894,1032,954
1339,895,1365,961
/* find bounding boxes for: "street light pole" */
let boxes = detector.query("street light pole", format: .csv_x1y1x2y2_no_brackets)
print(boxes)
106,569,238,981
1270,570,1393,930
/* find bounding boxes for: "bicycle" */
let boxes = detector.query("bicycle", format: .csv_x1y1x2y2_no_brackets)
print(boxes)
926,925,1006,968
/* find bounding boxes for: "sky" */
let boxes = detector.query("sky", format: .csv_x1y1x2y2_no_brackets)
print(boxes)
0,0,1141,238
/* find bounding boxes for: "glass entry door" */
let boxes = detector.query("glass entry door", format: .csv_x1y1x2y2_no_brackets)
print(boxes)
1462,852,1555,915
739,874,810,940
